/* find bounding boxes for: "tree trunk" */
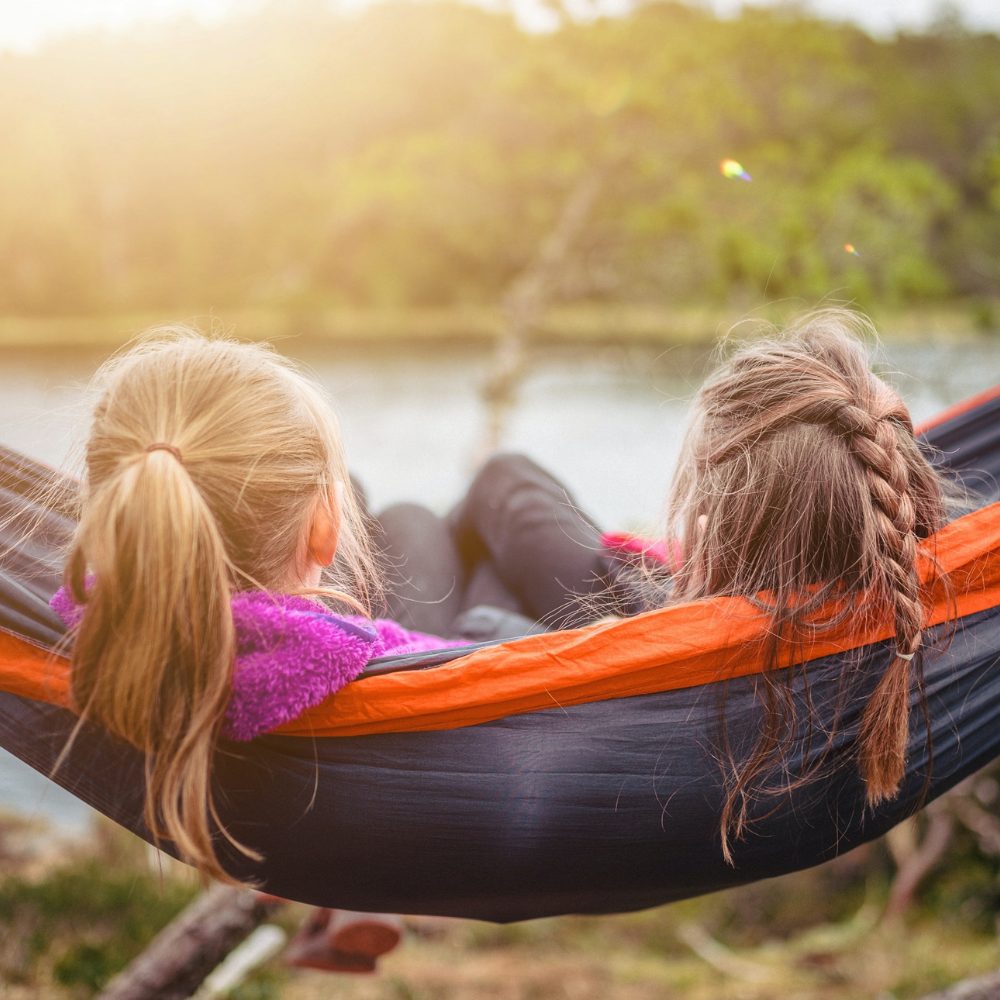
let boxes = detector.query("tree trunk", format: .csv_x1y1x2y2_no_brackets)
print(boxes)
97,887,284,1000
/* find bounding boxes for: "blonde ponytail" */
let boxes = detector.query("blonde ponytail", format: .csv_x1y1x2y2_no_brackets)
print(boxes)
66,329,381,881
70,448,241,880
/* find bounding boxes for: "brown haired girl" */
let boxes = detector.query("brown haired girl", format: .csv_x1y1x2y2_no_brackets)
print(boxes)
53,329,453,964
663,308,947,855
409,307,950,859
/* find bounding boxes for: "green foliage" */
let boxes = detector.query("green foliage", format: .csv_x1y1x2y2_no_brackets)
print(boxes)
0,2,997,316
0,850,197,993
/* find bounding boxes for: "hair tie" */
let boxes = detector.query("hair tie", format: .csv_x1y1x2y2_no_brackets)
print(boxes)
145,442,184,463
895,650,916,662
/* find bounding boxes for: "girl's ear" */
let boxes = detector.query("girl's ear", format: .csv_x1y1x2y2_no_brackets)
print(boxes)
307,491,341,567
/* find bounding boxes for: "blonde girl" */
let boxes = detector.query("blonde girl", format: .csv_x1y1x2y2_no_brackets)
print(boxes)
54,329,447,884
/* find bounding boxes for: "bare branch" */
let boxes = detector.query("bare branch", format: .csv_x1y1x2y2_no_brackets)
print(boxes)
97,887,284,1000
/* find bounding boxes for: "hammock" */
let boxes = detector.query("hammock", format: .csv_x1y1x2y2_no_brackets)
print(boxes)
0,387,998,923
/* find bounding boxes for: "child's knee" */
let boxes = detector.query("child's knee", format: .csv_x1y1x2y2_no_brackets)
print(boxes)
468,453,550,507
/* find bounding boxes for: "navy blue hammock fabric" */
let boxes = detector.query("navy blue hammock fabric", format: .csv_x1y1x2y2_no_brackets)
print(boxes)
0,388,998,923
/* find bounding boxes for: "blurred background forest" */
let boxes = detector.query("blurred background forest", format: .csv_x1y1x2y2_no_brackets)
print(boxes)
1,0,999,336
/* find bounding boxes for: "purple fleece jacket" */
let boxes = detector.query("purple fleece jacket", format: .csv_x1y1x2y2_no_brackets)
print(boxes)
50,588,453,742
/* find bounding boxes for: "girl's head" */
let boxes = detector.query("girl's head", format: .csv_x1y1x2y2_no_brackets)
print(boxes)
66,328,378,880
667,309,947,855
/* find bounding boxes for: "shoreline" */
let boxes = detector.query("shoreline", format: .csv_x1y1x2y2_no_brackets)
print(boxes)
0,302,996,351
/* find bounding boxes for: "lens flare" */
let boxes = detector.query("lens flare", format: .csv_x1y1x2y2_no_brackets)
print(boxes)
720,159,751,182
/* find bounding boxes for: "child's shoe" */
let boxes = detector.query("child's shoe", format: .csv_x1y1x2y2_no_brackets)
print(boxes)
284,907,403,974
328,909,404,959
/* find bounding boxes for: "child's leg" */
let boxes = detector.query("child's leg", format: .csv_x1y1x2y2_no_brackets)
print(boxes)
449,453,620,629
462,559,525,615
374,502,465,637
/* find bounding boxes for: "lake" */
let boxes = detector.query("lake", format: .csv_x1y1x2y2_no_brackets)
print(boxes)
2,334,998,837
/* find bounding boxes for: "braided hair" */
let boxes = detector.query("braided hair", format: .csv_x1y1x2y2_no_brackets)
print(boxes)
668,309,947,860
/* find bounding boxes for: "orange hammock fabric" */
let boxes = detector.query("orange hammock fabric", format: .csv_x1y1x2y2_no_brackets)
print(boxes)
3,499,999,739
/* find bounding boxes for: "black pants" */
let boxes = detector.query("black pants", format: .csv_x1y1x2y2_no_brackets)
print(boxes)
374,454,639,638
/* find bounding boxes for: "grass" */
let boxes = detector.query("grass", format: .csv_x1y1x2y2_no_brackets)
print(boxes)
0,821,199,996
278,903,999,1000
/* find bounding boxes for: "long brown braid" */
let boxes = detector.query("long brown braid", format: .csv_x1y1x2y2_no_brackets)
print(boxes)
667,309,948,860
835,385,928,802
